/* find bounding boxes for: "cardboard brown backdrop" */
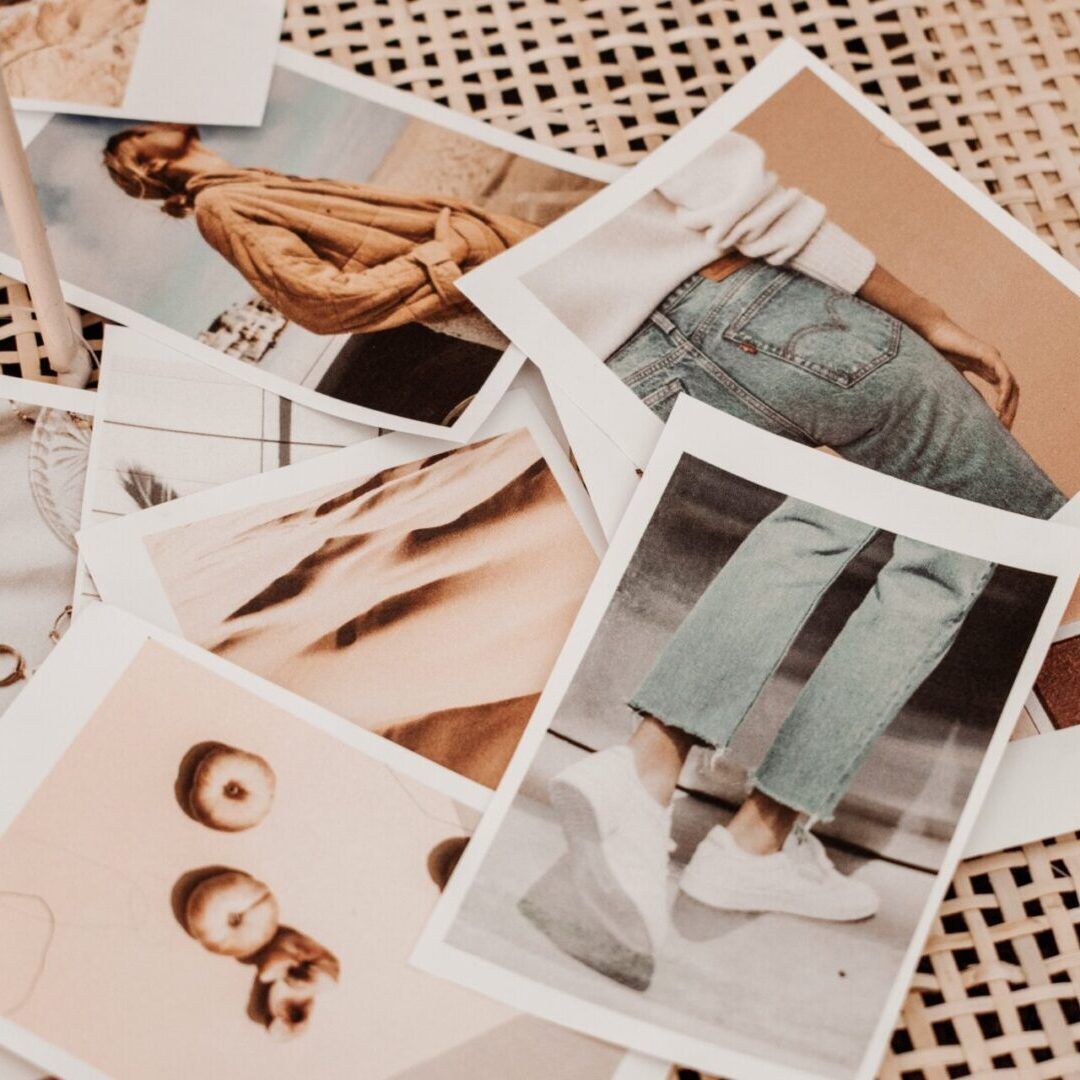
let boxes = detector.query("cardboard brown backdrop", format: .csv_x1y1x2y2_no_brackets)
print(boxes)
740,69,1080,497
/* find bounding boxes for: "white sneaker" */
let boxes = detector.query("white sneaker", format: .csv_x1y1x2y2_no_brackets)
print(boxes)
680,825,879,922
548,745,673,959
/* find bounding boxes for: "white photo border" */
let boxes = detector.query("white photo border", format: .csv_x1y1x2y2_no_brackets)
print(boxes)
0,373,96,415
965,724,1080,858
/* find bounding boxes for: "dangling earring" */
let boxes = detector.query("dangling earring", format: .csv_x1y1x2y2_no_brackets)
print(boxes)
49,606,72,643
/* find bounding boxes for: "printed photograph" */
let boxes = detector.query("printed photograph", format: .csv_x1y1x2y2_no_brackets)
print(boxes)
109,425,600,790
415,402,1079,1080
0,398,88,715
462,46,1080,548
1,49,604,433
0,0,281,123
0,614,629,1080
75,328,376,607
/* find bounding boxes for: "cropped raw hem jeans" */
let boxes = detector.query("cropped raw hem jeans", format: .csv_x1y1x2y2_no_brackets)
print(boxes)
612,261,1066,821
629,498,995,821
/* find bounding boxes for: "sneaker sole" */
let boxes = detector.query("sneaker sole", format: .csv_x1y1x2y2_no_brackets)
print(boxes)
679,863,878,922
548,774,657,956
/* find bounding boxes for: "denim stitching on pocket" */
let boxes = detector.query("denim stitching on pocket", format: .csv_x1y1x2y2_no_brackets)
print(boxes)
622,348,686,387
723,270,794,338
688,351,815,442
723,276,901,388
780,292,901,384
688,262,779,345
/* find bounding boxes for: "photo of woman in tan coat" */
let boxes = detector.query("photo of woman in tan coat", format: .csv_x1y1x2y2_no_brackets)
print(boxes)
0,57,602,431
103,123,540,337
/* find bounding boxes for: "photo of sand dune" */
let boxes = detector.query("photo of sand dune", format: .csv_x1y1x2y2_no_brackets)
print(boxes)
143,428,599,788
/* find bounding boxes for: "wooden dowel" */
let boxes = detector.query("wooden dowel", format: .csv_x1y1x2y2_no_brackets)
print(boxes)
0,71,92,387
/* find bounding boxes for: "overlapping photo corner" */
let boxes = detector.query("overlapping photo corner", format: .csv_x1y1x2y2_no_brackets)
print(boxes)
0,604,651,1080
0,337,641,1080
77,366,610,806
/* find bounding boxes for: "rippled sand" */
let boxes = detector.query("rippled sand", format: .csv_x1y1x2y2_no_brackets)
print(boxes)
145,429,599,787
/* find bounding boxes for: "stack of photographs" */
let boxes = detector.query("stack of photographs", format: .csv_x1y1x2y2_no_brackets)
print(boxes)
1,19,1079,1080
410,397,1079,1079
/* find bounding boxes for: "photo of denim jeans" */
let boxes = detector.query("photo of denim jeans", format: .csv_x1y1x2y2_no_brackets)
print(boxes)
607,262,1066,519
442,452,1060,1079
629,497,994,821
609,261,1065,819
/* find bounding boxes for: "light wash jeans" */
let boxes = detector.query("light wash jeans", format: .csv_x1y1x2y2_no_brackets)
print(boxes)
611,262,1066,820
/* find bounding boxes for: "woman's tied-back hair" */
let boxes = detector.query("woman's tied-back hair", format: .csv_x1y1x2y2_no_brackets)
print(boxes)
103,124,201,218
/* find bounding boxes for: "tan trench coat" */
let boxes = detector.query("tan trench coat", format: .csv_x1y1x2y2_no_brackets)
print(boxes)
189,169,538,336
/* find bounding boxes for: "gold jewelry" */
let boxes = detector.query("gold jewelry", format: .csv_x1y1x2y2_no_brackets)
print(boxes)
49,606,72,643
0,645,26,688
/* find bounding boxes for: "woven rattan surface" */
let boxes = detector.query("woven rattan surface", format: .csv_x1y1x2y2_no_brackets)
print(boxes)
0,275,103,387
282,0,1080,265
3,4,1079,1075
885,832,1080,1080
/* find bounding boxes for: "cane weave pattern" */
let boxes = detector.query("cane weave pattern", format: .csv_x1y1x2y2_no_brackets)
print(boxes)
885,832,1080,1079
282,0,1080,263
0,275,102,388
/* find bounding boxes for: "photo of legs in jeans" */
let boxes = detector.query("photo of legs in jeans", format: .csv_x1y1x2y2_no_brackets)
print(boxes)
547,261,1066,977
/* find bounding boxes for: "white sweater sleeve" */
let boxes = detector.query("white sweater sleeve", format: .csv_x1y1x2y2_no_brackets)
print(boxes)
656,131,875,294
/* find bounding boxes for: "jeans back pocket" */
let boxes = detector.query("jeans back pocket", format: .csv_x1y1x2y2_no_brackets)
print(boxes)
722,271,901,388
